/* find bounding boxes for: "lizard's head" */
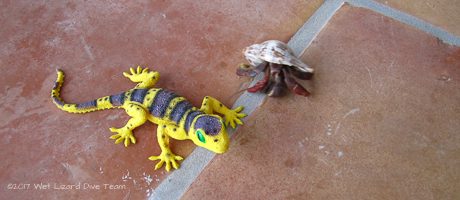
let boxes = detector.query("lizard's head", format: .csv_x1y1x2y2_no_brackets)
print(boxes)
190,114,229,154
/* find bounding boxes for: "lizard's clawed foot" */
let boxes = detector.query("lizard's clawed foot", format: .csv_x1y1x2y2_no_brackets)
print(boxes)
109,127,136,147
123,66,159,84
224,106,247,129
149,152,183,172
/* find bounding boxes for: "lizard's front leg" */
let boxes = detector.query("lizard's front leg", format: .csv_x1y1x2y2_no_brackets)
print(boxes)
200,96,247,128
148,124,183,171
123,66,160,89
109,103,147,147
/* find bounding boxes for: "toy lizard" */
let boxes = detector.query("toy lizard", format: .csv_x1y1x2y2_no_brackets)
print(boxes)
51,66,246,171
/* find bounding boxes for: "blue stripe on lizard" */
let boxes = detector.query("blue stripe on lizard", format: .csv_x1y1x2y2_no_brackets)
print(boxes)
77,100,97,109
149,89,178,118
130,89,148,103
184,110,203,133
169,100,193,123
109,92,125,106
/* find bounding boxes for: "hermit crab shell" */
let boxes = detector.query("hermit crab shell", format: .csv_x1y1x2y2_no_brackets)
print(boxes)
243,40,314,74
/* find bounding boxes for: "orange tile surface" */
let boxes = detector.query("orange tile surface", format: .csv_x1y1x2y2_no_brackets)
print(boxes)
182,5,460,200
377,0,460,36
0,0,323,199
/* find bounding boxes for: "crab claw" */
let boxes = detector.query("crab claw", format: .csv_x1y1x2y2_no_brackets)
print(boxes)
266,63,286,97
247,71,270,92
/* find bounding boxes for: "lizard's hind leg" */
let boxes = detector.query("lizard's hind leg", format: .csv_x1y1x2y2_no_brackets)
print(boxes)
123,66,160,89
109,103,148,147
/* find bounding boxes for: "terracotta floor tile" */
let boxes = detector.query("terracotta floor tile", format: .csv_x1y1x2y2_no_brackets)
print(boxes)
182,5,460,200
376,0,460,36
0,0,322,199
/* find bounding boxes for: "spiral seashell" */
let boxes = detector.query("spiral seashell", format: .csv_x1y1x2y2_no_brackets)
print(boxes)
243,40,314,77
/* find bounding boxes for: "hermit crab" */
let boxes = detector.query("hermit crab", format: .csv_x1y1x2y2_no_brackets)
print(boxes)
237,40,314,97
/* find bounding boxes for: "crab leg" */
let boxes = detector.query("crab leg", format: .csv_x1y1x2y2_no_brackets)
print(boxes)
266,63,286,97
289,65,314,80
236,62,268,77
282,67,310,96
246,65,270,93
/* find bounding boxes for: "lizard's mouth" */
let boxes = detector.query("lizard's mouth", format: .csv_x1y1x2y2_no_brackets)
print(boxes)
193,124,229,154
213,142,229,154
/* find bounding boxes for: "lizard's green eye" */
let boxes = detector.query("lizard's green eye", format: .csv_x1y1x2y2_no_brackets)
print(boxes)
196,129,206,143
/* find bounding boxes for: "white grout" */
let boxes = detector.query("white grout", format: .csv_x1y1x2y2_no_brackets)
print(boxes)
347,0,460,46
289,0,346,56
148,1,346,199
149,0,460,199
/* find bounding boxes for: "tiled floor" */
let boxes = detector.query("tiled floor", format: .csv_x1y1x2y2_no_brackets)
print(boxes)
183,4,460,199
0,0,322,199
376,0,460,36
1,0,459,200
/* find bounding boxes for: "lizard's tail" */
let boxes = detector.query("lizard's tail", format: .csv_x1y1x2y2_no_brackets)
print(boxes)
51,69,120,114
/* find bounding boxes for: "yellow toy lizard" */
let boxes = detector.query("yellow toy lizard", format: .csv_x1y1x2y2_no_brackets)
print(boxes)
51,66,246,171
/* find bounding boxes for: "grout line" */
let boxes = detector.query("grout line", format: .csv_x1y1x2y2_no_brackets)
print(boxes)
148,1,345,199
289,0,345,56
347,0,460,46
149,0,460,199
